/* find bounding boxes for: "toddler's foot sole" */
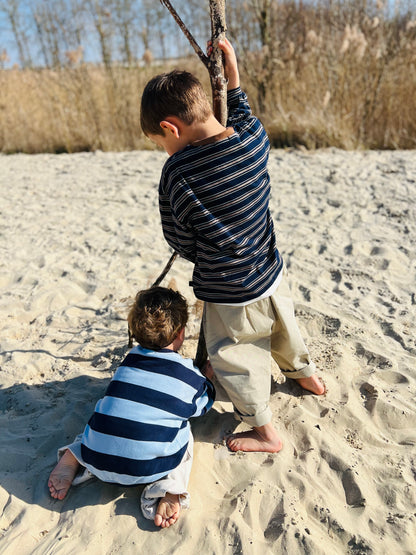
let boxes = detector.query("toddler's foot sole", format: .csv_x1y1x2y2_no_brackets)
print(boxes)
154,493,181,528
48,449,80,500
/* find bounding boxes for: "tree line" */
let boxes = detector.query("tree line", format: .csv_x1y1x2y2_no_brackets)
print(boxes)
1,1,415,151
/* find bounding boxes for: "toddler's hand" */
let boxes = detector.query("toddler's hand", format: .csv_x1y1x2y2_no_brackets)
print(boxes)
202,360,215,380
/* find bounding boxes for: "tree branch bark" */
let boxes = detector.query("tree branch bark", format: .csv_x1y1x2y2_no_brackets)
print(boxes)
208,0,228,125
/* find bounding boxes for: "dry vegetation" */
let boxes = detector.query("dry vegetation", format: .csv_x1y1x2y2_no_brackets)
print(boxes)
0,0,415,153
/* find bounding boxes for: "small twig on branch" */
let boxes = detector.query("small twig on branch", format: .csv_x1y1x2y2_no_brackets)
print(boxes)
159,0,209,67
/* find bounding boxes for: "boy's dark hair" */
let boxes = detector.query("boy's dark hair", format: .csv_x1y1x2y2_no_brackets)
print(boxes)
128,287,188,350
140,70,212,136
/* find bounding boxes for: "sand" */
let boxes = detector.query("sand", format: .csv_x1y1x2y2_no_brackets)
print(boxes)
0,148,415,555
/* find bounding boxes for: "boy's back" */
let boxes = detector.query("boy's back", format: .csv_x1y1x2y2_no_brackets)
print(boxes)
159,87,283,304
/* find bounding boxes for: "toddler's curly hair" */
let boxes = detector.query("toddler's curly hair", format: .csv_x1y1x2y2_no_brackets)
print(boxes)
128,287,188,350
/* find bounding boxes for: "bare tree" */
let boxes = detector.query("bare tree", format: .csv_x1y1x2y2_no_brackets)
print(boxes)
138,0,161,60
0,0,32,67
112,0,139,66
86,0,114,69
31,0,86,68
32,1,63,68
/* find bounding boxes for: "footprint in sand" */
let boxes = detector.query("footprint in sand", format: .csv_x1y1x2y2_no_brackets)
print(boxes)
299,285,311,302
264,499,285,542
320,450,366,508
360,382,378,414
355,343,392,369
330,269,342,284
341,469,366,508
378,370,409,385
322,315,341,337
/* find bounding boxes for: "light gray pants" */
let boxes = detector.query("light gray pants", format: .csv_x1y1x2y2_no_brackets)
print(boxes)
204,269,315,427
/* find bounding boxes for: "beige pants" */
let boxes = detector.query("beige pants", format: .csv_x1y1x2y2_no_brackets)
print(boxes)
203,269,315,427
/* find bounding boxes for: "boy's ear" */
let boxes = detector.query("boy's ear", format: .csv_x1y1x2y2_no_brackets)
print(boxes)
160,118,181,138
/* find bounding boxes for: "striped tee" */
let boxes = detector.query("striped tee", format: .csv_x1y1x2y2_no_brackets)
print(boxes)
80,346,215,485
159,87,283,304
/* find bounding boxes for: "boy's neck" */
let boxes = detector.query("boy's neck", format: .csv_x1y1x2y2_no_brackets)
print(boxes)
185,115,227,146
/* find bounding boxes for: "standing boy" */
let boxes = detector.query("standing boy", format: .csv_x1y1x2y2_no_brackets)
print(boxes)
140,39,324,454
48,287,215,528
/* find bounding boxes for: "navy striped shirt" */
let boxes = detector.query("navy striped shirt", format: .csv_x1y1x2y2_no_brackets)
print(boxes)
80,346,215,485
159,87,283,304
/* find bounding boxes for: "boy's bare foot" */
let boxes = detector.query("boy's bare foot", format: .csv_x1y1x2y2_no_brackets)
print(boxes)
226,422,283,453
296,374,326,395
48,449,80,500
154,493,182,528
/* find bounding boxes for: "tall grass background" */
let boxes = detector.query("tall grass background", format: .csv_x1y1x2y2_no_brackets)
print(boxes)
0,0,415,153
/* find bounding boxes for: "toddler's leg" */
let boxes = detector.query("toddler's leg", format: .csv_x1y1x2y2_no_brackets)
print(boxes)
141,434,193,528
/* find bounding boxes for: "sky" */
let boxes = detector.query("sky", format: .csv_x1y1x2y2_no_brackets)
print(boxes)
0,0,412,69
0,0,204,68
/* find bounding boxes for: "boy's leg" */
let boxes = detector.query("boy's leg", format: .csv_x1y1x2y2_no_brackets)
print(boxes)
270,270,325,395
204,300,282,452
141,433,193,528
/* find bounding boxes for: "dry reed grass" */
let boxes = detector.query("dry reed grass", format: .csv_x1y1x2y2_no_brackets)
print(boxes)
0,9,415,152
239,8,416,150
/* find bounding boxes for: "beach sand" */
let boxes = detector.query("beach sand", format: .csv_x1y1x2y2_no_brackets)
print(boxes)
0,149,415,554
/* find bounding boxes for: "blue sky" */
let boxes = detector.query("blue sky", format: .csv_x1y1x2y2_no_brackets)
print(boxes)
0,0,412,68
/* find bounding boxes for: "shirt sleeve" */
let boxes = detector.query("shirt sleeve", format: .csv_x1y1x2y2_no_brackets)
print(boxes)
193,378,216,417
226,87,253,127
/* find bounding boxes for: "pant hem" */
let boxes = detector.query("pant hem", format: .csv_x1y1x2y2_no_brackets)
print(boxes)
281,361,316,379
234,405,273,428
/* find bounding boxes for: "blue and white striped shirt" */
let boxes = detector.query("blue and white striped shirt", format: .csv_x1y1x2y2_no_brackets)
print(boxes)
80,346,215,485
159,87,283,304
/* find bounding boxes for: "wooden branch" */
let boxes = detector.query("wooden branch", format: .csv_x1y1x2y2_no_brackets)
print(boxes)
151,251,178,288
159,0,208,67
208,0,228,125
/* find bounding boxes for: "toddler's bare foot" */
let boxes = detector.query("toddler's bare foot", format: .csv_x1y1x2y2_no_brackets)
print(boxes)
227,422,282,453
48,449,80,500
296,375,326,395
154,493,181,528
